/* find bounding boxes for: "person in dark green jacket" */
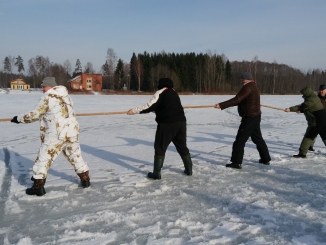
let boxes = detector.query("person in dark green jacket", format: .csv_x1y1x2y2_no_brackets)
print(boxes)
284,87,326,158
307,85,326,151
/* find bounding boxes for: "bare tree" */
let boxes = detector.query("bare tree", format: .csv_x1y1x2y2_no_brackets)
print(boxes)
106,48,118,89
131,54,143,92
35,56,50,78
28,58,38,88
49,63,67,85
8,56,15,75
273,59,277,94
84,62,95,73
63,59,72,76
123,62,130,90
252,55,258,83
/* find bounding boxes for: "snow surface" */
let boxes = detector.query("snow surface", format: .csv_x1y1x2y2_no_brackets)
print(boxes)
1,92,326,245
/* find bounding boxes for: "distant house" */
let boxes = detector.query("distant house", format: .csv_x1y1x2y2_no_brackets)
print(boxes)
11,78,30,90
68,73,102,91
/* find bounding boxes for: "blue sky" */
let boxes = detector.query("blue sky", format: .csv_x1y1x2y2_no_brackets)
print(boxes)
1,0,325,73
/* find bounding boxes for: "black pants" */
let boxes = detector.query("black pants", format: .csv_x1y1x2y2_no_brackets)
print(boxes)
154,121,190,156
231,115,271,165
305,125,326,140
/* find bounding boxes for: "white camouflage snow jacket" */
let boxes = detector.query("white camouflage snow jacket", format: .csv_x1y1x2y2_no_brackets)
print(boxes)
17,86,80,142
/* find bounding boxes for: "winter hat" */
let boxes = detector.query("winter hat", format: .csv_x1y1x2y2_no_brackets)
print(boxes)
319,84,326,90
241,72,253,80
157,78,174,89
41,77,57,87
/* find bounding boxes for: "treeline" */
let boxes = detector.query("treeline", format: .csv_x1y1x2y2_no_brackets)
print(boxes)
1,51,325,94
129,52,326,94
1,55,74,88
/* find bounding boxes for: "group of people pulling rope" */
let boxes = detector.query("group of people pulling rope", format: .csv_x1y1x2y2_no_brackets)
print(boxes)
9,72,326,196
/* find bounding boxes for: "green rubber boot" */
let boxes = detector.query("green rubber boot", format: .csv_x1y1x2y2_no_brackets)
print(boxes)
298,137,313,156
181,154,193,176
147,155,164,180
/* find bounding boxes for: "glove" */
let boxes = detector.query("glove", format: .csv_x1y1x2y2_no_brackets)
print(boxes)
11,116,20,124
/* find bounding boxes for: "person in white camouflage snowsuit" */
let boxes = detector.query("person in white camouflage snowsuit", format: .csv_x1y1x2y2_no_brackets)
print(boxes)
11,77,90,196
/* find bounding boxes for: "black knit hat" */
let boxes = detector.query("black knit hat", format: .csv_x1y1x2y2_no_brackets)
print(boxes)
241,72,253,80
157,78,174,89
319,84,326,90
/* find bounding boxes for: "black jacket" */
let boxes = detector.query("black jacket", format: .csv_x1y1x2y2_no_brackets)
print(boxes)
133,87,186,123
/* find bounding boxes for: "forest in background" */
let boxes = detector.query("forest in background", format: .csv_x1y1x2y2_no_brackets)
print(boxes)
1,49,325,94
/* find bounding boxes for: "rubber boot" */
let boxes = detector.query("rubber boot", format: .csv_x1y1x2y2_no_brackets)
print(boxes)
147,155,164,180
226,163,242,169
26,177,46,196
181,154,192,176
298,137,313,156
77,171,90,188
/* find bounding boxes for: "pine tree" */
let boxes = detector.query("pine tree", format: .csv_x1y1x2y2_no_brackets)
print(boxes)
101,60,110,90
73,59,82,77
114,59,124,90
3,57,11,73
225,60,231,82
15,55,24,75
2,57,12,87
130,53,143,92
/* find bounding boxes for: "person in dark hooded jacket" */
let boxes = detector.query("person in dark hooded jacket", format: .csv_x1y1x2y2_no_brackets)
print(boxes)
285,87,326,158
307,84,326,151
127,78,192,179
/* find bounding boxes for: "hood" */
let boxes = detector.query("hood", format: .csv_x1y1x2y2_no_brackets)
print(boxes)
47,85,69,97
300,87,315,98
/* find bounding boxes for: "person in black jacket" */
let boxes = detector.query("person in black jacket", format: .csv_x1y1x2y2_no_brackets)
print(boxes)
127,78,192,180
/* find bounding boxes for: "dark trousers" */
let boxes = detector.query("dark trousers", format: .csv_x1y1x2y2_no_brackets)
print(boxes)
231,115,271,165
154,121,190,156
305,125,326,140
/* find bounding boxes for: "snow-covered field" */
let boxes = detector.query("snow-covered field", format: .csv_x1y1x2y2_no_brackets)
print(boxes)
1,91,326,245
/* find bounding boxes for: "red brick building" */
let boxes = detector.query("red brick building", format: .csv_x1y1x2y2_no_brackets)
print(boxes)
68,73,102,91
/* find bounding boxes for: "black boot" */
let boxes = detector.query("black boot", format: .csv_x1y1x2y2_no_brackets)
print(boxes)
226,163,242,169
181,154,192,176
308,146,315,151
293,153,306,158
26,177,46,196
77,171,90,188
148,155,164,180
259,159,270,165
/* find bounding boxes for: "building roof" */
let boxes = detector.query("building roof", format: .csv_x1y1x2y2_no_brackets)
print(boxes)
68,75,81,83
11,78,29,85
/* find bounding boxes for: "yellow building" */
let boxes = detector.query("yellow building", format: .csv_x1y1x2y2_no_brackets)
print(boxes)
11,78,30,90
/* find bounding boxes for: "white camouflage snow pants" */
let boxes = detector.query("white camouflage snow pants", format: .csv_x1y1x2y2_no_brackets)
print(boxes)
33,137,89,179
